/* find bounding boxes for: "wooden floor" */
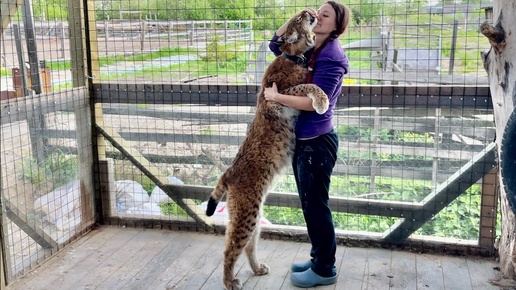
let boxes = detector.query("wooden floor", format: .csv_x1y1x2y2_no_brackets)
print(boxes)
6,226,501,290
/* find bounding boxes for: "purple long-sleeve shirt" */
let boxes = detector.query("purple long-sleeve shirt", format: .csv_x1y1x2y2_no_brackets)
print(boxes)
269,34,349,139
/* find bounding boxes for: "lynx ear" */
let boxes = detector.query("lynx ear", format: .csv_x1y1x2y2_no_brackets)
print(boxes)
286,32,299,43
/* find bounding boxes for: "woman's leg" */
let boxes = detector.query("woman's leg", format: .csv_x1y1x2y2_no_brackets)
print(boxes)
292,131,339,277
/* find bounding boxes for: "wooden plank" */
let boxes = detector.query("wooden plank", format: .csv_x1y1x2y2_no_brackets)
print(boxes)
248,239,300,289
122,232,211,289
4,227,501,289
66,228,164,288
91,84,492,110
7,226,122,289
389,250,417,290
415,254,445,289
44,129,489,161
95,230,174,289
466,258,499,290
0,88,88,125
479,167,498,249
362,248,392,289
41,227,140,290
200,235,252,290
383,142,497,243
2,199,57,249
168,184,422,218
344,68,489,86
441,256,472,289
338,247,368,289
156,234,216,288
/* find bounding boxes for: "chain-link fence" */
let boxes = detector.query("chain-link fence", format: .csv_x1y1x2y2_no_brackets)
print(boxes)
1,0,496,284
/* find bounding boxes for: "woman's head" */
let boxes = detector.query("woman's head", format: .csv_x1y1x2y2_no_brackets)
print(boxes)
313,1,350,41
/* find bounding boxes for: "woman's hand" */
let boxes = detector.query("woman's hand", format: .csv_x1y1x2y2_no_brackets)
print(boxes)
305,7,317,19
264,82,279,101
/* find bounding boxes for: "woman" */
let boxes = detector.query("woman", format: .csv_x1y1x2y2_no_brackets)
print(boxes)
264,1,350,288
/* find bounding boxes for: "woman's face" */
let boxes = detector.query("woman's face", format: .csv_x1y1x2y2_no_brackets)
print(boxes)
313,3,337,35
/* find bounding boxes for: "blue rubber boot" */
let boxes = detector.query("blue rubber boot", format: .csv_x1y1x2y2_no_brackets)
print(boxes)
291,260,313,273
290,268,337,288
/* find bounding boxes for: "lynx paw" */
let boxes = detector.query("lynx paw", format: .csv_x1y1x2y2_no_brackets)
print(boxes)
224,278,242,290
254,263,270,275
308,93,329,114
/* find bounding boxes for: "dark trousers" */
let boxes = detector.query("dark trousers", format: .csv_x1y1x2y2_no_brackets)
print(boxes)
292,130,338,277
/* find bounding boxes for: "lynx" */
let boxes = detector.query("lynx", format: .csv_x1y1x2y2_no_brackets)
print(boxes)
206,9,329,290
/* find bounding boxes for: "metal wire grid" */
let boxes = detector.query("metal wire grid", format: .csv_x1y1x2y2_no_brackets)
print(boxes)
0,0,496,281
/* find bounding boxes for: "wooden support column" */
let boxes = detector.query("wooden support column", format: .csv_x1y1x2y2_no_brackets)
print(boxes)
98,159,116,220
67,0,96,224
479,167,499,250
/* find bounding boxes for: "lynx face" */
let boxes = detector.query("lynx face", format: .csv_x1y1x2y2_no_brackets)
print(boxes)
279,10,317,56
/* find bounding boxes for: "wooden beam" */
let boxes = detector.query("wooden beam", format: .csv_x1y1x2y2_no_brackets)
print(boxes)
91,84,493,110
0,87,88,125
382,142,497,243
2,199,57,249
165,184,422,218
95,121,213,229
0,0,23,36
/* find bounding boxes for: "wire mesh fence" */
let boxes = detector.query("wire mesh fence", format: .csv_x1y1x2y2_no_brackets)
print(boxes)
0,0,497,284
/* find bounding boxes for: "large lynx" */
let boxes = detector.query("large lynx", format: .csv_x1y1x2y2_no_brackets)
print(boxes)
206,9,329,290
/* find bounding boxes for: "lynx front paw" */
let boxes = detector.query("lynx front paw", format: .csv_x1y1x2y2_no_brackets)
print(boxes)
308,93,330,114
253,263,270,275
224,278,242,290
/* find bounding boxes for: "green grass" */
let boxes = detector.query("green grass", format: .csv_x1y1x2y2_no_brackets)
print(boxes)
46,46,197,72
0,67,11,77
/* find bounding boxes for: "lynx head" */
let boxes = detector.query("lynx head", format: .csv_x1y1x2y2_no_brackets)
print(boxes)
278,9,317,56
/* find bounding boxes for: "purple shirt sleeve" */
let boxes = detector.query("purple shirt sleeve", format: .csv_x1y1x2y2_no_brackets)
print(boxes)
269,33,283,56
268,35,350,139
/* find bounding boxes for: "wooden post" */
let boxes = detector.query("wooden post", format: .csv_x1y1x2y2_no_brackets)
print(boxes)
479,167,499,250
12,24,30,97
67,0,97,224
98,159,116,221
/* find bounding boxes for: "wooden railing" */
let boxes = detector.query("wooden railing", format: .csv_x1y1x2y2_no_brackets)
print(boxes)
90,83,498,254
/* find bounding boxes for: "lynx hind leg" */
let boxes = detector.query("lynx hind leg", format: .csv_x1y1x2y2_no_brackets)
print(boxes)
245,216,270,275
222,194,263,290
223,218,245,290
283,84,329,114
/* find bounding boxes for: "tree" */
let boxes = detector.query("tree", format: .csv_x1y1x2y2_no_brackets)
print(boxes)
210,0,254,20
481,0,516,286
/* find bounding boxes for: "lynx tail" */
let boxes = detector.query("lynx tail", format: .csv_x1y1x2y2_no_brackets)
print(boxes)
206,177,227,216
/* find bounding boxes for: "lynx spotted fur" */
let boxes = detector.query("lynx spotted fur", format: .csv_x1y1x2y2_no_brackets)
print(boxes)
205,9,329,290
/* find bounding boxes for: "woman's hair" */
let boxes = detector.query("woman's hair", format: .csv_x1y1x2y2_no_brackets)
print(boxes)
326,1,350,41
